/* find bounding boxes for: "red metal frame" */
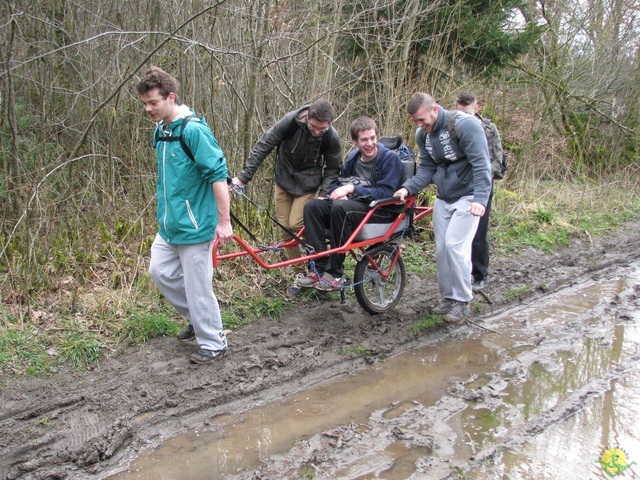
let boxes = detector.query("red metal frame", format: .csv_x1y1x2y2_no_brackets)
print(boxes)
212,196,433,271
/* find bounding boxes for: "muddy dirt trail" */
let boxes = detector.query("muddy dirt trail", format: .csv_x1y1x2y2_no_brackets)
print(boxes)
1,221,639,480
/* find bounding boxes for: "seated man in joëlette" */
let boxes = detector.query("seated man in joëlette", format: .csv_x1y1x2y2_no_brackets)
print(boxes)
297,116,403,291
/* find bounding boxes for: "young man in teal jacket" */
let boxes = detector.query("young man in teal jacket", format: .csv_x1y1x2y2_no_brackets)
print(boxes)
137,67,232,364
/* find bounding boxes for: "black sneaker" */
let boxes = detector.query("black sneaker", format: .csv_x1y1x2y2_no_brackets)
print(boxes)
472,278,487,291
177,324,195,342
189,346,228,364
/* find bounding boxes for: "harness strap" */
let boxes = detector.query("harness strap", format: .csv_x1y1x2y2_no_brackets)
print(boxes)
227,178,314,254
155,116,197,161
229,210,260,245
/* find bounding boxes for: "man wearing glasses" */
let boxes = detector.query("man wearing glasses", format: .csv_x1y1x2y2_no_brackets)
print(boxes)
231,100,343,292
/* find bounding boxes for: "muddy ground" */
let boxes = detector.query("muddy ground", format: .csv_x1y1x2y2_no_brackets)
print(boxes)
1,221,639,480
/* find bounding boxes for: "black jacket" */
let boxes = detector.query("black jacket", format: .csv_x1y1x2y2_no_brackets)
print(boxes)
238,106,342,196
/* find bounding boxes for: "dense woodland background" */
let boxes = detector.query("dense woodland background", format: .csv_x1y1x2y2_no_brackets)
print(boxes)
0,0,638,308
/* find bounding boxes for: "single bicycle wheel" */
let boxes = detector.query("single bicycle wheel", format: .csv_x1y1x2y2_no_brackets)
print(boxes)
353,244,405,314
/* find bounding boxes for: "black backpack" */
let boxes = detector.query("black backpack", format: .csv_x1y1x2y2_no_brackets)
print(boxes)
422,111,507,179
486,118,507,179
154,115,200,161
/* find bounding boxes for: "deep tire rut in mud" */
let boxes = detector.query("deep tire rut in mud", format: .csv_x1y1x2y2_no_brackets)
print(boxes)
1,221,639,480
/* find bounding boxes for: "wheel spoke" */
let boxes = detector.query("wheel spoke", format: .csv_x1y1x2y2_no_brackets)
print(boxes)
354,245,405,314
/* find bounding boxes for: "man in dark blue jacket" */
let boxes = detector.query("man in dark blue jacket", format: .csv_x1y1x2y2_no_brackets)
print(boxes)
298,116,403,291
395,92,491,323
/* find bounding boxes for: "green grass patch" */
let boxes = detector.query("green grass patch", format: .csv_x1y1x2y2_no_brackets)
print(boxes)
222,296,288,329
57,332,105,370
248,297,287,320
0,328,55,376
491,202,573,253
0,297,187,379
491,180,640,255
402,241,436,275
412,313,443,334
504,285,533,299
337,345,373,357
116,312,180,345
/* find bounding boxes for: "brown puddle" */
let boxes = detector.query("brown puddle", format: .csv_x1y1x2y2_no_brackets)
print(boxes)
107,265,640,479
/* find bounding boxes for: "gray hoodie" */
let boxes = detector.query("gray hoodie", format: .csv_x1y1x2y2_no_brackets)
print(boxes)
402,106,492,206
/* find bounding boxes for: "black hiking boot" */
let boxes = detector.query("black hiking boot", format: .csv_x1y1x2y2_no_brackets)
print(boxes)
177,324,195,342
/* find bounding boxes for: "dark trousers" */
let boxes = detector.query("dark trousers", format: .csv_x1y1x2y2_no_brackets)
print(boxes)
303,198,396,277
471,184,494,281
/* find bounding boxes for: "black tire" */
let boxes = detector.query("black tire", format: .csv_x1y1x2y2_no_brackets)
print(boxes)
353,244,405,314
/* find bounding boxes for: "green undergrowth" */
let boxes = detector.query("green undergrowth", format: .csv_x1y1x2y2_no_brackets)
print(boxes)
504,285,534,299
1,179,639,379
222,296,289,329
412,313,444,335
491,179,640,254
0,294,179,379
337,345,374,357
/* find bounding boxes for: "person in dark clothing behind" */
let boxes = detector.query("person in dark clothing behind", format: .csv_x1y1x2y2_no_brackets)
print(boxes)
455,91,504,291
297,116,403,291
230,100,342,283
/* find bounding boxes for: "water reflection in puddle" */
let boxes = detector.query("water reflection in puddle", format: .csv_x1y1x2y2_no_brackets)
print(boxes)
109,339,497,478
109,266,639,479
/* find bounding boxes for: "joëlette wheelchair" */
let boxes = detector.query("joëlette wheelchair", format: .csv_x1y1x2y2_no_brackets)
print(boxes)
213,135,432,314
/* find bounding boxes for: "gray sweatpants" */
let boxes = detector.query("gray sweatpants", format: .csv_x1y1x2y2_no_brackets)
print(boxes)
149,234,226,351
433,196,480,303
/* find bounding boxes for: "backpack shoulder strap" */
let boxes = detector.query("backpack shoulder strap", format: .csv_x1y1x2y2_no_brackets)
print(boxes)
446,110,458,143
275,116,300,157
420,111,458,145
481,117,494,137
179,115,197,161
480,117,493,140
283,115,300,140
154,115,198,161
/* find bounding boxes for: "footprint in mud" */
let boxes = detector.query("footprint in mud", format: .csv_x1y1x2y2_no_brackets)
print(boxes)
180,384,222,399
381,400,420,420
